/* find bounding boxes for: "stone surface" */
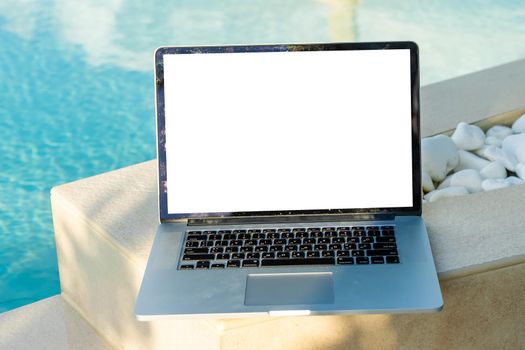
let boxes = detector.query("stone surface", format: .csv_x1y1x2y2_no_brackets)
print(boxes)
486,125,513,139
516,145,525,163
451,122,485,150
421,171,434,192
449,169,483,193
502,133,525,157
505,176,525,186
511,112,525,133
481,178,510,191
0,296,111,350
484,135,502,146
479,145,517,171
454,150,490,172
516,163,525,181
425,186,469,202
421,135,458,181
480,161,507,179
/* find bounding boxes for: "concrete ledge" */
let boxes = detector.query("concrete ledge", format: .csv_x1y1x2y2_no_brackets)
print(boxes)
0,295,111,350
50,59,525,349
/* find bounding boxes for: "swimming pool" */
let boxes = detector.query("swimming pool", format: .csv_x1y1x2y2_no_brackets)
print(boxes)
1,0,524,312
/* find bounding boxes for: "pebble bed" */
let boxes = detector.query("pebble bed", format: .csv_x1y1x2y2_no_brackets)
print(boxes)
422,112,525,202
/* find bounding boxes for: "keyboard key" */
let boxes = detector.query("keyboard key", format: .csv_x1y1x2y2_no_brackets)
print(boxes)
262,252,275,259
376,236,396,243
233,230,247,234
367,249,398,256
322,227,335,231
310,231,323,238
240,246,254,252
366,226,379,230
277,252,290,258
210,247,224,253
347,237,360,243
285,245,298,251
317,237,330,244
296,232,309,238
202,230,217,235
361,236,374,243
307,227,320,232
187,235,207,241
187,231,201,235
247,253,260,259
261,258,335,266
209,234,222,240
322,251,335,258
358,243,371,250
182,254,215,261
332,237,345,244
224,234,237,240
274,238,286,245
211,263,225,269
225,247,238,253
353,231,366,237
299,244,312,251
337,257,354,265
323,231,337,238
253,233,266,239
386,256,400,264
248,229,262,234
259,239,272,245
382,230,395,236
283,232,295,239
338,230,351,237
242,259,259,267
255,246,269,252
304,238,316,244
196,261,210,269
356,257,369,264
216,253,230,260
215,240,229,247
292,251,305,258
245,240,257,246
329,244,342,250
373,243,397,249
200,241,214,247
288,238,301,245
344,243,357,250
306,251,320,258
238,233,251,240
185,241,199,248
337,251,350,257
184,248,209,254
368,230,381,237
292,228,306,232
267,232,280,239
351,250,365,257
180,265,194,270
227,260,241,268
278,228,291,233
231,240,243,246
371,256,384,264
231,253,245,260
218,230,232,234
314,244,327,251
337,227,350,231
269,245,283,252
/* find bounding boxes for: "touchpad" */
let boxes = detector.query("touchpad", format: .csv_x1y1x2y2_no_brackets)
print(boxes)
244,273,334,306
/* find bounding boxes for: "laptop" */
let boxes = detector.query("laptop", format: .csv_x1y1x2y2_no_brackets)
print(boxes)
135,41,443,319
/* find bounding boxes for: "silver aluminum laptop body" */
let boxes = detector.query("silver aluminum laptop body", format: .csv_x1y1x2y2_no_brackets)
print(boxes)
135,42,443,319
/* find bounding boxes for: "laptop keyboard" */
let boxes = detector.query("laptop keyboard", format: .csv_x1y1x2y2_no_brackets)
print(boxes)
178,225,399,270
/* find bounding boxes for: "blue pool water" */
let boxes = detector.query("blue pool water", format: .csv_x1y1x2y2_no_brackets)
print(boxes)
1,0,524,312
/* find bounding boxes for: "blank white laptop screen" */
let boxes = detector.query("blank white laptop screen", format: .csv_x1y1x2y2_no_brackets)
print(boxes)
163,49,413,214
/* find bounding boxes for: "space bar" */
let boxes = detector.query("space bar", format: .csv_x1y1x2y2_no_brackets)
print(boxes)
261,258,335,266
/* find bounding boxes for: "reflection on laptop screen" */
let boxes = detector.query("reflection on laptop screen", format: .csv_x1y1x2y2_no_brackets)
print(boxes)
162,48,413,215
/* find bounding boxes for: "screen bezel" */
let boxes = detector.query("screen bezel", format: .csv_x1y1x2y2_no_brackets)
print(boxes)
155,42,421,222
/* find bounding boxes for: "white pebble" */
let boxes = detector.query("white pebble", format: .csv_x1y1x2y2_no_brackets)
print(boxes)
426,186,469,202
516,163,525,181
451,122,485,150
505,176,525,186
515,145,525,164
437,175,452,189
449,169,483,193
421,171,434,193
478,145,517,172
454,150,490,172
481,178,511,191
485,136,502,147
480,161,507,179
486,125,513,139
511,113,525,133
421,135,459,182
502,133,525,157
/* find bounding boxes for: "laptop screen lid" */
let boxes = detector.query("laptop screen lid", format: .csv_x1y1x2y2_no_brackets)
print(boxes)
155,42,421,221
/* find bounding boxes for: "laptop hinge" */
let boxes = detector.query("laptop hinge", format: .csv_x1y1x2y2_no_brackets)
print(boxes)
187,214,396,226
